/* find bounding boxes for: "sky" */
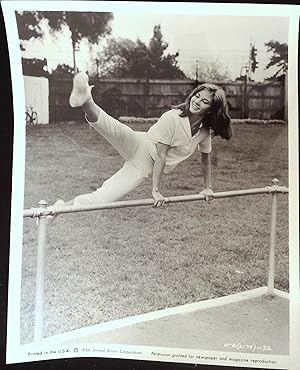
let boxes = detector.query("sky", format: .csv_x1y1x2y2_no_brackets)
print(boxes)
21,11,289,81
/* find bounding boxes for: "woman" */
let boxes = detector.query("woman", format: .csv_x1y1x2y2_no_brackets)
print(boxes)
50,72,232,215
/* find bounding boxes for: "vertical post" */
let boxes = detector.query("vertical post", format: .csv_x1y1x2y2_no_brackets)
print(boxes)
72,39,77,74
34,200,48,342
144,74,150,117
243,74,249,119
267,178,279,295
195,59,199,81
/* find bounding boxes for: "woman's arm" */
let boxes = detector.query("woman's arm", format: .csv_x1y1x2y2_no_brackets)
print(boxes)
152,142,169,207
200,152,214,201
201,152,212,189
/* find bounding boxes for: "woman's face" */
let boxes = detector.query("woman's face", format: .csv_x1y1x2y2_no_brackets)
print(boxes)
189,89,213,117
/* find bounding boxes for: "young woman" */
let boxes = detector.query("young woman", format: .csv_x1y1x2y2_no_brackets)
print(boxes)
50,72,232,215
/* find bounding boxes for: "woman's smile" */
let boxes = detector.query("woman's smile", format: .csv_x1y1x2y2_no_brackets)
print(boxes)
189,89,213,116
192,102,200,110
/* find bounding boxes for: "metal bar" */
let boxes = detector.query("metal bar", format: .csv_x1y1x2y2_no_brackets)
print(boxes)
23,186,289,218
27,179,287,343
268,179,279,295
34,200,48,342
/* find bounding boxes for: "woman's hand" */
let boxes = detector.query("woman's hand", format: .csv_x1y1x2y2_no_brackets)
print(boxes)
152,190,166,207
152,143,169,208
199,188,214,202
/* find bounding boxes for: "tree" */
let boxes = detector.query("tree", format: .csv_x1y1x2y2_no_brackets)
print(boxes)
148,25,185,79
16,11,113,72
94,37,146,77
93,25,186,79
264,40,288,80
250,44,258,73
15,11,43,50
51,63,74,78
197,59,231,82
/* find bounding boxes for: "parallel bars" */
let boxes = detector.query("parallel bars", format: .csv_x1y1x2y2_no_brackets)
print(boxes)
23,178,288,342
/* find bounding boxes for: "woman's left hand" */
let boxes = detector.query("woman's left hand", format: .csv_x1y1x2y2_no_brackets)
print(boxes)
199,188,214,202
152,190,166,207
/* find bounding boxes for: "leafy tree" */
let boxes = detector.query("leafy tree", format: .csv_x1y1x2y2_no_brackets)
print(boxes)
264,40,288,80
94,38,144,77
51,63,74,78
147,25,167,75
197,59,231,82
148,25,185,78
93,25,186,79
15,11,113,71
15,11,43,50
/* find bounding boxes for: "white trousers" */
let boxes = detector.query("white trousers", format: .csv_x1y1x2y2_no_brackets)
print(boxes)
74,109,154,206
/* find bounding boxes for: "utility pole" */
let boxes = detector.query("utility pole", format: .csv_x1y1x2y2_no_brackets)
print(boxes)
239,44,252,119
72,39,80,74
195,59,199,81
242,65,248,119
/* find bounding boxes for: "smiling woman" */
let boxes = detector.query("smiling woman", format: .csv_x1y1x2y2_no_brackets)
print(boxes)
48,72,232,217
173,83,232,139
190,90,213,115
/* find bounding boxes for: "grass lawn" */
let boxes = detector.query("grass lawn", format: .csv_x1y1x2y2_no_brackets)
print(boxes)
21,120,288,344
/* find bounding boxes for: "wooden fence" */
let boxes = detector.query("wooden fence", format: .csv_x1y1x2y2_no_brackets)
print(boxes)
49,77,286,123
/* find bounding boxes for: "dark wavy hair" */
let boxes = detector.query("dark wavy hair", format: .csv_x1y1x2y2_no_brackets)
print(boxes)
173,83,232,140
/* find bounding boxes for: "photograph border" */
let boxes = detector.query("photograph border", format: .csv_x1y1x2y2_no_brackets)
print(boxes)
1,1,299,369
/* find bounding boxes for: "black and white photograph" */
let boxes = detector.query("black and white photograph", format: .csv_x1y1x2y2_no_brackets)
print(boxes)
2,1,299,368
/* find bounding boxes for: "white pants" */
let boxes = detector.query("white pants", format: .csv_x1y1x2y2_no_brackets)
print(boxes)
74,109,154,206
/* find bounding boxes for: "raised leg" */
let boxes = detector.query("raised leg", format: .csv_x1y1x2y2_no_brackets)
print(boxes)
69,72,139,160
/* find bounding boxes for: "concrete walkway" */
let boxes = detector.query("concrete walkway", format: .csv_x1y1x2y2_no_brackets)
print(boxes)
63,294,289,355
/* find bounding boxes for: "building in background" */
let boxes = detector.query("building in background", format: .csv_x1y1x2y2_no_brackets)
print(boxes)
22,58,49,124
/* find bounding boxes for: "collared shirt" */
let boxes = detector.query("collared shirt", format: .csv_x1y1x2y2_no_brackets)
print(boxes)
146,109,212,174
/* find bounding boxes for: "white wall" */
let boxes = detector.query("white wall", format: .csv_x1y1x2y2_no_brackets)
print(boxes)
24,76,49,124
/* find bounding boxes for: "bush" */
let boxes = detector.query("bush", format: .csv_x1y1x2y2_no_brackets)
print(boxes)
231,119,287,125
119,116,287,125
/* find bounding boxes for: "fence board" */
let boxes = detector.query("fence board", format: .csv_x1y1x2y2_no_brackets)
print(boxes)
48,77,286,122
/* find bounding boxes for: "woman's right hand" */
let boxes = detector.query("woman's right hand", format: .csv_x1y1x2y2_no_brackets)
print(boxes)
152,190,166,207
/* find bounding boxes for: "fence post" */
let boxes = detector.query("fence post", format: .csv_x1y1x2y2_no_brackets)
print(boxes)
144,75,150,117
242,79,250,119
267,178,279,295
34,199,48,342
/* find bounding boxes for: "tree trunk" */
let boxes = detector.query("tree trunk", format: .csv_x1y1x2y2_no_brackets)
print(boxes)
72,38,77,74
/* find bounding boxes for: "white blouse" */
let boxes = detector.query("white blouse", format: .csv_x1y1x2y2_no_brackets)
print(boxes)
147,109,212,174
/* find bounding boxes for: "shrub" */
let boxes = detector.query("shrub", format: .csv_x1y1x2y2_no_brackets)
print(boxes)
119,116,287,125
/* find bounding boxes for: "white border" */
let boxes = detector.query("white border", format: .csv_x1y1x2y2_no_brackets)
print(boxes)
2,1,299,368
2,0,300,16
2,0,26,355
287,13,300,370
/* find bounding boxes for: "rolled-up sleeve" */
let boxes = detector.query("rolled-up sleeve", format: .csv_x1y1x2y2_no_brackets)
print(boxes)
147,111,176,146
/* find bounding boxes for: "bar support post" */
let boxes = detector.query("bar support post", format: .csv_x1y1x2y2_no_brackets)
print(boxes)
34,199,48,342
267,178,279,295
